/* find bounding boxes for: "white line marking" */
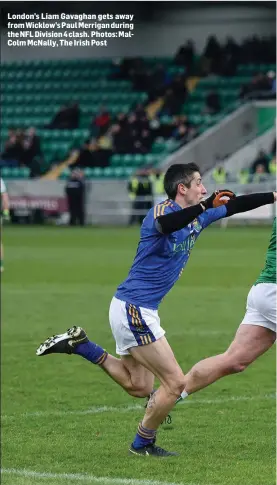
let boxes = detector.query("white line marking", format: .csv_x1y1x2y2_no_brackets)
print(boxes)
0,468,211,485
1,394,275,421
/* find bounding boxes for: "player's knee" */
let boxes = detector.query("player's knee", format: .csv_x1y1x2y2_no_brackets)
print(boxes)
229,360,248,373
224,354,248,374
126,380,153,398
164,373,186,398
134,383,153,398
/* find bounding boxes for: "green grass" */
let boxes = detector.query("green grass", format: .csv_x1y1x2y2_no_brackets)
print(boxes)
1,225,276,485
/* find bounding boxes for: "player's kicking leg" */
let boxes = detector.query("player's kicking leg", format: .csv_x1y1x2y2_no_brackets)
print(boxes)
37,296,182,457
36,326,154,399
37,327,178,457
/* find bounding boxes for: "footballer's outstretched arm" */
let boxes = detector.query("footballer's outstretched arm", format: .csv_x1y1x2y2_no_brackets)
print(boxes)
224,191,276,217
156,192,276,234
155,190,236,234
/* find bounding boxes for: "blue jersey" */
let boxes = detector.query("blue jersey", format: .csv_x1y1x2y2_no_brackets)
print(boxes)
116,199,227,309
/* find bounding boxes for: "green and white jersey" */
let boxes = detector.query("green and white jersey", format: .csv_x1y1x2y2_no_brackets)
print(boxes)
255,218,276,285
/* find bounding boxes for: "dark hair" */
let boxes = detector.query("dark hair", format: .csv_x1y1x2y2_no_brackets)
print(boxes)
164,163,200,199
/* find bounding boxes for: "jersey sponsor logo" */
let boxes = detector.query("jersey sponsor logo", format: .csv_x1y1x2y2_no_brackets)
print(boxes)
173,234,196,253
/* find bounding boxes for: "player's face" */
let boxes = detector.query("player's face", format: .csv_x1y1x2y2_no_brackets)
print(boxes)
184,172,207,205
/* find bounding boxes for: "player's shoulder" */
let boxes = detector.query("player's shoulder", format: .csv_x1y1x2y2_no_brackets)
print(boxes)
153,199,175,219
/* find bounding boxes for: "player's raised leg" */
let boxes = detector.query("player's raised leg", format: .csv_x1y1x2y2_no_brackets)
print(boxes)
36,326,154,398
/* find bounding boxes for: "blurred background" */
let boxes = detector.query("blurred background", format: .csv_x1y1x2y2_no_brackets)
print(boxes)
1,1,276,226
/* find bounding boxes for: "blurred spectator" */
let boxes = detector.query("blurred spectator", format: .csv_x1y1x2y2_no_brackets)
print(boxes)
251,150,270,173
112,124,132,154
196,35,276,77
170,74,188,105
22,127,42,177
110,57,145,81
160,89,181,116
174,40,195,73
147,64,168,101
204,91,221,114
240,72,274,100
134,103,147,119
128,171,140,225
212,166,227,184
133,139,147,154
92,107,111,136
149,169,165,205
127,113,140,137
237,168,250,185
240,35,275,64
128,169,153,225
47,103,80,129
98,133,113,151
22,127,41,161
251,163,269,183
1,128,28,166
65,169,86,226
74,139,95,168
157,114,197,143
203,35,222,75
116,112,128,129
113,57,149,90
221,37,239,76
139,129,152,152
172,124,189,146
268,156,276,176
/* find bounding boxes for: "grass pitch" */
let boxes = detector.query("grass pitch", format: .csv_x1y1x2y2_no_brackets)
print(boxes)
1,225,276,485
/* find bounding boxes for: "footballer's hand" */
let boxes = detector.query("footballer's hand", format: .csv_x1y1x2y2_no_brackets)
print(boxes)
273,191,277,202
212,189,236,208
202,190,236,210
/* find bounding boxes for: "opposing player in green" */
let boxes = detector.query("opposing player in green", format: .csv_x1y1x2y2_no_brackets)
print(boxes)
178,218,276,400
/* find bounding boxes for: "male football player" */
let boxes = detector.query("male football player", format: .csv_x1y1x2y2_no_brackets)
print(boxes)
37,163,276,457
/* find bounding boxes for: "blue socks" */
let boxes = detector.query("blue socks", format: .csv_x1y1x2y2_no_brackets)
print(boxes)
74,341,108,365
132,422,156,449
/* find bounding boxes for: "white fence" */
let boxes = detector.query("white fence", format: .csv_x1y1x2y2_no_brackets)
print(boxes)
5,179,276,225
